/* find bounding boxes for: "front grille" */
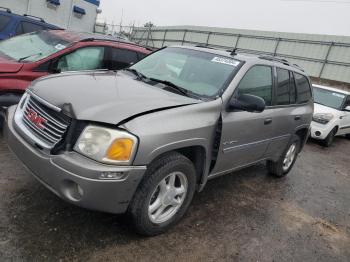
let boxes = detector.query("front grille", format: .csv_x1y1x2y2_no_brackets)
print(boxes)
21,95,70,148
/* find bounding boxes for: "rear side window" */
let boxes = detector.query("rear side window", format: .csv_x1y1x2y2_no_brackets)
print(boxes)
276,68,297,105
16,22,44,35
0,15,11,32
295,73,312,103
137,52,147,60
237,65,273,106
110,48,139,70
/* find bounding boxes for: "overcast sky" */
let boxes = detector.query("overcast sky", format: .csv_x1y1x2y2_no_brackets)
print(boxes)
98,0,350,36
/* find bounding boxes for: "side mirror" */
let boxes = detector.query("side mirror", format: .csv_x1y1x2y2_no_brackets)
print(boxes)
228,94,266,113
344,106,350,112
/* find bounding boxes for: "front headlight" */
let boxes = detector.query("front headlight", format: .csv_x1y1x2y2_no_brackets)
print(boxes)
74,126,138,165
312,113,334,125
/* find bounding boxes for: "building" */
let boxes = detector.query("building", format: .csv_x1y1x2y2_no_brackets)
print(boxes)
0,0,101,32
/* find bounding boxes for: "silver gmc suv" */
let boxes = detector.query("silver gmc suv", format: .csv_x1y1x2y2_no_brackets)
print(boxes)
4,46,313,235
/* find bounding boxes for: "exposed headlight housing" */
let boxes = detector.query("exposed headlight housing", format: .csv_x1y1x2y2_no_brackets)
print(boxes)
312,113,334,125
74,126,138,165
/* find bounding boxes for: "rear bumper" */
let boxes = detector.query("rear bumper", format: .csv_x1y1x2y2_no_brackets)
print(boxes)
4,106,146,214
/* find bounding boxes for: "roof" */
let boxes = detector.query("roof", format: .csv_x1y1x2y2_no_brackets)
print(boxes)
175,45,306,74
312,84,350,95
46,30,152,52
0,9,60,29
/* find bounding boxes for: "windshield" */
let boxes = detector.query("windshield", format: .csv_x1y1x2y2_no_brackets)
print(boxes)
0,30,72,62
130,47,241,97
313,87,346,109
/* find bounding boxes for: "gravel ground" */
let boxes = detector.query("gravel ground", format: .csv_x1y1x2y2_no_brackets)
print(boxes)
0,134,349,262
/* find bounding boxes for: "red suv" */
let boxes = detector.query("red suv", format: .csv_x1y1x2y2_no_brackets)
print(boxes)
0,30,151,107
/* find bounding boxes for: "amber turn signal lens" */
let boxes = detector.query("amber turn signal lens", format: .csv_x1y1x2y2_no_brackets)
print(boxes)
106,138,134,161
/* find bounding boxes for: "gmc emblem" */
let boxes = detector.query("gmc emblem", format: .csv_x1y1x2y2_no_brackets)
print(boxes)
26,108,46,129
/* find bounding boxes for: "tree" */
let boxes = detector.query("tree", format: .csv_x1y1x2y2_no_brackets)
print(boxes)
144,22,155,28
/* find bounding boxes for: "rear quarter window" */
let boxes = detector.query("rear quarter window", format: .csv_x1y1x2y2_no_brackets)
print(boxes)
295,73,312,103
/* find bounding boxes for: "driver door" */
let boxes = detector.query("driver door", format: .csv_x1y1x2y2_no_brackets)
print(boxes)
211,65,276,175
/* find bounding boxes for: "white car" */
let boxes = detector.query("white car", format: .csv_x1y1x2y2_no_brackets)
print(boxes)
311,84,350,146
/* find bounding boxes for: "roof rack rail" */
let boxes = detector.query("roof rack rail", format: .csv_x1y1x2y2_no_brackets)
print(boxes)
259,55,305,72
0,7,11,13
259,55,290,65
195,44,215,49
79,37,154,51
291,63,305,72
23,14,45,23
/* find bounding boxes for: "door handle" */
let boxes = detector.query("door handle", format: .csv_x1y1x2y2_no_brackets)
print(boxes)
264,118,272,125
294,115,301,121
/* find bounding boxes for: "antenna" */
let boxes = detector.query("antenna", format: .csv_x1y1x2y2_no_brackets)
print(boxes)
230,48,238,56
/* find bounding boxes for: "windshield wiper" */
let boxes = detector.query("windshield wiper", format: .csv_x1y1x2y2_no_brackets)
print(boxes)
123,68,147,80
149,78,189,97
18,52,42,62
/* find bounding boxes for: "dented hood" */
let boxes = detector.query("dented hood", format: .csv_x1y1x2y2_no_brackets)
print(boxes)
29,71,200,125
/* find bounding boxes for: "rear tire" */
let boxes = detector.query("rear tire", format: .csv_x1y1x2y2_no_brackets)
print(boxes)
345,134,350,139
267,135,301,178
321,128,337,147
128,152,196,236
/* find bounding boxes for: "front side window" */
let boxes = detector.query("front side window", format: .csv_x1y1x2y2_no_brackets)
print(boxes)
295,73,312,103
0,30,72,62
236,65,273,106
313,87,346,110
131,47,241,98
55,46,105,72
0,15,11,32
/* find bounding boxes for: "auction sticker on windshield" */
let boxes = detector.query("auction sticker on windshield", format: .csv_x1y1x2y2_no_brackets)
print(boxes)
55,44,66,50
211,57,240,66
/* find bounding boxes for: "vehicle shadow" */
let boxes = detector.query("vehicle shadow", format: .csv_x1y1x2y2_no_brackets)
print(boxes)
3,161,288,261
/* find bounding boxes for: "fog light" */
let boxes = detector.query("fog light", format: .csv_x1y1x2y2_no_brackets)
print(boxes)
99,171,127,180
77,184,84,196
315,131,321,137
61,180,84,201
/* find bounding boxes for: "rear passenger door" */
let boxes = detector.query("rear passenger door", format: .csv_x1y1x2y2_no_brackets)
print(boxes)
265,69,313,160
212,65,275,175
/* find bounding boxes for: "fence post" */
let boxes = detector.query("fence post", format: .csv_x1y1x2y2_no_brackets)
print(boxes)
234,34,241,49
206,32,212,46
162,29,168,47
145,26,151,47
319,42,334,78
274,38,281,56
182,30,187,45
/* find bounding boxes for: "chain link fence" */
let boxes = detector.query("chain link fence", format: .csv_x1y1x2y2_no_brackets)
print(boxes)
130,27,350,84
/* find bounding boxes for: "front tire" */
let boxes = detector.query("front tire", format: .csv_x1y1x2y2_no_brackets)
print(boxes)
322,127,337,147
128,152,196,236
267,135,301,178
